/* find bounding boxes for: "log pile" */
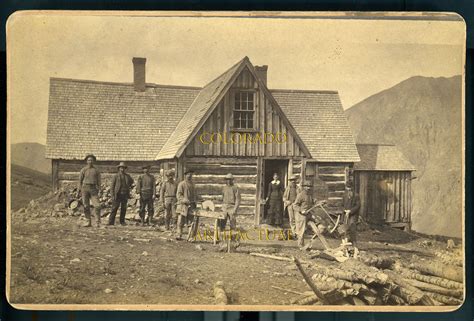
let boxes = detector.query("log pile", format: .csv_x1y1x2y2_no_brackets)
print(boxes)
289,253,463,306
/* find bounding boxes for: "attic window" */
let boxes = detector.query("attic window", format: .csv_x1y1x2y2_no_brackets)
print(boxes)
233,91,256,130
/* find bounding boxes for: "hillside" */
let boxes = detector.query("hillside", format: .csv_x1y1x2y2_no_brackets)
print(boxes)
346,75,462,238
11,142,50,174
10,164,51,210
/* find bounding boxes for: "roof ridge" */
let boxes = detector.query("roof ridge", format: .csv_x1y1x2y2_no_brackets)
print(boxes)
201,56,249,88
271,88,339,94
50,77,202,90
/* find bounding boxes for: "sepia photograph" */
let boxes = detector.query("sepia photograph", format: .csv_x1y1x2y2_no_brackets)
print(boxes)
6,11,465,311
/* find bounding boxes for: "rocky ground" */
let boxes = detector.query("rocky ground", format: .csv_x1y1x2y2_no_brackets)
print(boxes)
8,205,463,307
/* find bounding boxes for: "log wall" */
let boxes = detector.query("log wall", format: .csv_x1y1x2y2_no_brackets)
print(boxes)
184,157,258,216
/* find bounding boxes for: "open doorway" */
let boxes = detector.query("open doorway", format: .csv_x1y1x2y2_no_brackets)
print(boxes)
262,159,289,225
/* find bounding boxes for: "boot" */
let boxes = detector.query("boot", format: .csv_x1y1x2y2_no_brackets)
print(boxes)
83,218,92,227
141,216,145,226
83,210,92,227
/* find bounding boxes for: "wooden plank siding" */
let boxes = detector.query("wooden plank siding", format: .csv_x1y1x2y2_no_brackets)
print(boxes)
354,170,413,227
184,67,306,158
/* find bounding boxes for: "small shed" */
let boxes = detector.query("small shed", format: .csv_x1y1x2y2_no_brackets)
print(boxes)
353,144,416,230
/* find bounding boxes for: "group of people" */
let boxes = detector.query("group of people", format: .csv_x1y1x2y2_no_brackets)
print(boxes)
78,154,240,241
78,154,360,248
266,172,361,249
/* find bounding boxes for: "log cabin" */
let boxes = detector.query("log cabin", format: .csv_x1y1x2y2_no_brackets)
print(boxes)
46,56,360,225
353,144,416,230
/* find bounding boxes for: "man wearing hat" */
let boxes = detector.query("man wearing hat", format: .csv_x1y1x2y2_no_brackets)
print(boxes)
283,174,299,238
108,162,134,226
219,173,241,234
136,165,156,226
342,181,361,248
293,180,316,248
176,169,199,239
78,154,101,227
160,169,177,230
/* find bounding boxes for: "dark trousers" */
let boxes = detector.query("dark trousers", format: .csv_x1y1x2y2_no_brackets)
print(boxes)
139,192,154,222
109,192,129,225
348,214,358,245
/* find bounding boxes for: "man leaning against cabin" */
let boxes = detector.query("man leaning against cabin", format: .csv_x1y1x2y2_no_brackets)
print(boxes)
78,154,102,227
283,174,299,238
160,169,178,230
108,162,134,226
342,181,361,249
220,173,241,236
137,165,156,226
176,169,199,240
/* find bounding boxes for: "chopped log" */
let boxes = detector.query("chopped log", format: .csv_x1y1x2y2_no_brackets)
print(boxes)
425,292,463,306
312,273,369,294
293,257,330,304
434,251,463,267
406,279,463,299
360,254,395,269
249,252,292,262
384,270,434,305
388,294,406,305
336,259,389,285
410,262,463,283
292,294,319,305
395,265,463,290
213,281,228,305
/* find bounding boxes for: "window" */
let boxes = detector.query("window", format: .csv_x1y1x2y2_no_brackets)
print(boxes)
233,91,255,130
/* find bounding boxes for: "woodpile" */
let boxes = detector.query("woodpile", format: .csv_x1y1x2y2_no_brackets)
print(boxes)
286,252,463,306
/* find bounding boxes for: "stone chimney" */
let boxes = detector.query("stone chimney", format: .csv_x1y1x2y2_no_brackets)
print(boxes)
132,57,147,92
255,65,268,86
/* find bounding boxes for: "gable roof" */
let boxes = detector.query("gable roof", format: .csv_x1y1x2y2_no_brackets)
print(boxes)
46,57,360,163
46,78,200,160
354,144,416,171
272,90,360,162
156,57,311,160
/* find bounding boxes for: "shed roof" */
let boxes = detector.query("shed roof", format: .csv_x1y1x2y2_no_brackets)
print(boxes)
354,144,416,171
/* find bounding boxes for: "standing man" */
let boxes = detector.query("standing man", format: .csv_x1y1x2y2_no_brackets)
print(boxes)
220,173,241,234
160,169,177,230
78,154,101,227
283,174,299,238
137,165,156,226
108,162,134,226
176,169,198,240
293,181,315,248
342,181,361,249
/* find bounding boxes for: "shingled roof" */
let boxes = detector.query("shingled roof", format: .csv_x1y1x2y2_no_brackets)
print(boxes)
354,144,416,171
46,57,360,162
272,90,360,162
46,79,200,160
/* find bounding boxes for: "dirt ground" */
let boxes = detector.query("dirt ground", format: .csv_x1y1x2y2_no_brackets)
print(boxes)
8,211,454,306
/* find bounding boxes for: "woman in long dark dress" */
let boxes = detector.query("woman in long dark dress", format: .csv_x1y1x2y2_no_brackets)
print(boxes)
266,173,284,226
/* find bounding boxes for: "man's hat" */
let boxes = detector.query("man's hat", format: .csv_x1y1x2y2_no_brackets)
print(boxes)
166,169,175,177
117,161,128,169
225,173,234,180
346,181,354,188
303,180,313,187
289,174,298,181
184,169,194,175
84,154,96,161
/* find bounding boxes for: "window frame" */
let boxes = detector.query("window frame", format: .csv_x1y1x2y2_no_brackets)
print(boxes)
230,89,258,132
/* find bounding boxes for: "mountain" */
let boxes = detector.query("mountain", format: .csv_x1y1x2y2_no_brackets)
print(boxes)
11,142,51,174
346,75,462,238
10,164,51,210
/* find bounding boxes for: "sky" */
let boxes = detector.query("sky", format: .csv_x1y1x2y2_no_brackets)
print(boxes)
8,13,465,145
